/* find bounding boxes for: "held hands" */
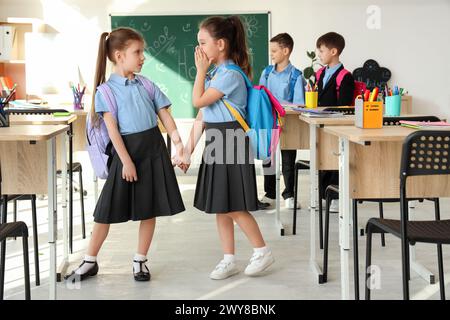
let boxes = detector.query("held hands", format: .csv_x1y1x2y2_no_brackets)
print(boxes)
194,46,213,75
171,143,191,173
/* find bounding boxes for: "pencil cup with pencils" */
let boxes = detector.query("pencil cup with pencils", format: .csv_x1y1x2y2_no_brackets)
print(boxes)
305,82,318,109
72,84,86,110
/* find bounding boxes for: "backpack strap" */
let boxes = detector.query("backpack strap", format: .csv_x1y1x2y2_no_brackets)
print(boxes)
264,65,274,81
224,64,253,89
289,67,301,101
135,74,155,100
315,66,326,85
97,83,118,121
335,68,350,100
222,100,250,132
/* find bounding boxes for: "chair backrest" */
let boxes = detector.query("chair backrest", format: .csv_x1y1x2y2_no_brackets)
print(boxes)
323,107,355,115
7,109,69,115
400,130,450,179
383,116,440,126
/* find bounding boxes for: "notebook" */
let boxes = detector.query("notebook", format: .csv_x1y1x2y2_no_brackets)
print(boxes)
400,120,450,130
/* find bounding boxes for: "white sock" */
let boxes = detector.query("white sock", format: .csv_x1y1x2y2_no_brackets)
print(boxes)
75,255,97,275
133,253,148,274
223,254,235,263
254,246,269,255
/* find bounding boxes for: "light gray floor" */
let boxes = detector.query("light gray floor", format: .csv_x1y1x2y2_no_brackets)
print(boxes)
2,173,450,300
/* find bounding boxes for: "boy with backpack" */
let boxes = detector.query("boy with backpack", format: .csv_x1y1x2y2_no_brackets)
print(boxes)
259,33,306,209
315,31,356,212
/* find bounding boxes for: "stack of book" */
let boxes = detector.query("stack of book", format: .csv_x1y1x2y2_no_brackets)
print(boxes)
400,120,450,130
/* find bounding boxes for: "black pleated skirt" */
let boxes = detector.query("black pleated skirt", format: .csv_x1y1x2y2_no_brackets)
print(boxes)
194,121,258,214
93,127,185,224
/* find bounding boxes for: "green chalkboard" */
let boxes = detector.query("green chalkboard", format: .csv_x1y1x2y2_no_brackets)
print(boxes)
111,13,270,118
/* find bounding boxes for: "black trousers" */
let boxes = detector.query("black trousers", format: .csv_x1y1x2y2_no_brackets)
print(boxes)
263,150,297,200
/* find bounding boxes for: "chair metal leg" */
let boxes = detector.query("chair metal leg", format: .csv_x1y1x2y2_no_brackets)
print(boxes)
365,226,373,300
353,199,360,300
13,200,17,240
293,166,299,235
401,198,410,300
378,202,386,247
318,189,324,250
433,198,445,300
31,195,40,286
22,236,31,300
79,169,86,239
322,189,331,283
0,196,6,300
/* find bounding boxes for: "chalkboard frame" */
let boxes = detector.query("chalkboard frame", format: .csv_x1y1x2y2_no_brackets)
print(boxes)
109,11,272,118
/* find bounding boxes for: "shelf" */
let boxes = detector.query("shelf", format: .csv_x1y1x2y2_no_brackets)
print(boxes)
0,60,26,64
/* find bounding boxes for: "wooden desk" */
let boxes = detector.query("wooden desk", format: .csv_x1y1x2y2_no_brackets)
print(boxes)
9,114,78,257
323,125,450,299
0,125,69,300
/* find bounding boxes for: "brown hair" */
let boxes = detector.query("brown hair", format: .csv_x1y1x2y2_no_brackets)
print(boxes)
270,33,294,53
316,32,345,55
199,15,252,80
91,27,145,125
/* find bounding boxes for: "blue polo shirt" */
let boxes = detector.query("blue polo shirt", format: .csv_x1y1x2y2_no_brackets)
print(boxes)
322,63,343,88
259,62,306,104
202,60,247,123
95,73,171,135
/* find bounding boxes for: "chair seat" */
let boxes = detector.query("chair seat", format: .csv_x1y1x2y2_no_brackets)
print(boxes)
367,218,450,245
56,162,82,174
0,222,28,241
295,160,310,170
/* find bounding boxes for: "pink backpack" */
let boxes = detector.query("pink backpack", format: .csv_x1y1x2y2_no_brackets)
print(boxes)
316,67,366,105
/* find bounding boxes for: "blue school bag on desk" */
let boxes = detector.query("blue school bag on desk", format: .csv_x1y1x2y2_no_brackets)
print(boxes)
222,64,285,161
86,75,156,179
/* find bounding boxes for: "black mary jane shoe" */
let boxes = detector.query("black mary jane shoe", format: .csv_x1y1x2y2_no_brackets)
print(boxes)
64,260,99,282
134,259,151,282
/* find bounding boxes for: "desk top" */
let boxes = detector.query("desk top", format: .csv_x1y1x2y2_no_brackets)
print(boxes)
9,114,78,125
0,125,69,141
324,125,417,143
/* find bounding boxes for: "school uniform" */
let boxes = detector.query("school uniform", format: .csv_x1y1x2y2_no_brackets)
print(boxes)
259,62,306,200
194,60,258,213
316,63,355,199
93,73,185,223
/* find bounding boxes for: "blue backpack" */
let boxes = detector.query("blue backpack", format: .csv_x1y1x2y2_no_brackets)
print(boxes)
86,75,156,179
222,64,285,161
264,65,302,102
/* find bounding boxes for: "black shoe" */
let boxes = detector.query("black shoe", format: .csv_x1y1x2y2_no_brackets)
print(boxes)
134,259,151,282
64,261,99,282
257,200,270,210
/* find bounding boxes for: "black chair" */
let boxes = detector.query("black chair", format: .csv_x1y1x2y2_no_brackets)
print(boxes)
365,130,450,300
8,108,86,252
1,195,40,286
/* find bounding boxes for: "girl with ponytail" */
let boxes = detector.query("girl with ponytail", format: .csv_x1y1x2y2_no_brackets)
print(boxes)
180,15,275,280
66,27,186,283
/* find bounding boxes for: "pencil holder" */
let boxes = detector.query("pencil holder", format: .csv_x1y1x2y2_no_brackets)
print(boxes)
305,91,318,109
384,95,401,116
355,98,383,129
73,93,84,110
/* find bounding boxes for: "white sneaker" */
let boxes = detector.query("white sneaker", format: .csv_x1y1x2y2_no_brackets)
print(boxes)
329,199,339,213
244,251,275,276
285,197,300,209
209,260,239,280
260,196,275,208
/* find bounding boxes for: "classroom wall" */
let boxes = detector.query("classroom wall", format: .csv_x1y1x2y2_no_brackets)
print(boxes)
1,0,449,119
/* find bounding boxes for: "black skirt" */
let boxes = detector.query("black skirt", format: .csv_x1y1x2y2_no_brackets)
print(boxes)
94,127,185,224
194,121,258,213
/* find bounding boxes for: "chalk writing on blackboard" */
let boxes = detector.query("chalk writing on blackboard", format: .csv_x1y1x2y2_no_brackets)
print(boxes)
147,26,176,61
182,24,192,33
243,16,259,39
353,59,391,90
141,22,151,32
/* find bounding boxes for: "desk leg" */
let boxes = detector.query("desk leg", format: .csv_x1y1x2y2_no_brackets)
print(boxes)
338,137,351,300
309,125,323,282
57,132,69,282
408,203,436,284
47,137,57,300
275,143,285,236
69,124,73,254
